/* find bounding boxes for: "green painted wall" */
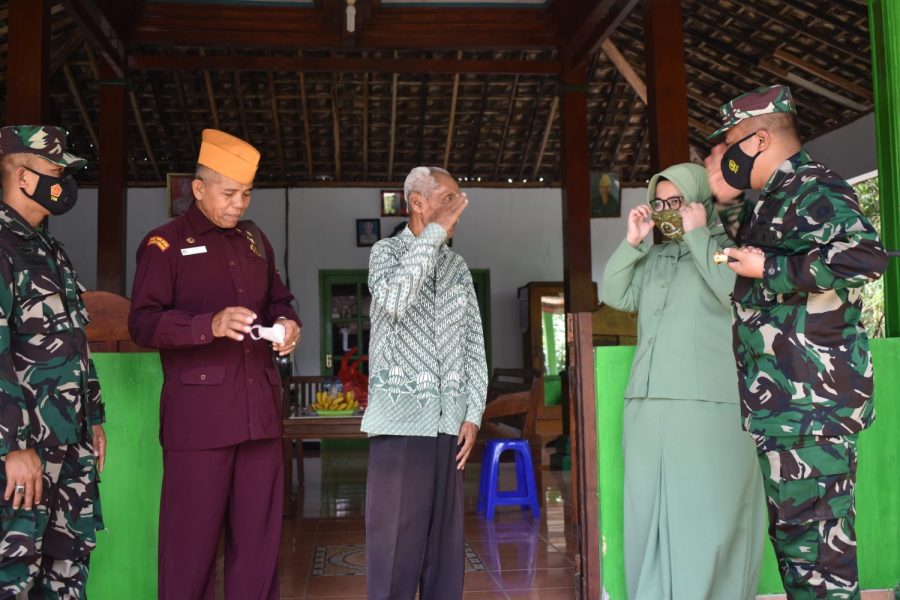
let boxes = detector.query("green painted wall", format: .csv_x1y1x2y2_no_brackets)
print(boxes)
595,339,900,598
86,353,163,599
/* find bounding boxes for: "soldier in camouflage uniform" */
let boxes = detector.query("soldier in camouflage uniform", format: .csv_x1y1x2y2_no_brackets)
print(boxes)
703,86,888,600
0,125,106,599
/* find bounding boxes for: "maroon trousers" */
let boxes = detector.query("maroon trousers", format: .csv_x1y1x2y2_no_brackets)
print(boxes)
158,438,283,600
365,434,464,600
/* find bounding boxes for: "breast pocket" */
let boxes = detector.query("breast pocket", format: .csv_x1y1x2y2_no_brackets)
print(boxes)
12,269,73,334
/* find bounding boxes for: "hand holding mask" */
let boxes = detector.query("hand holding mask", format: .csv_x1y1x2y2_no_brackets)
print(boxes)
249,323,286,345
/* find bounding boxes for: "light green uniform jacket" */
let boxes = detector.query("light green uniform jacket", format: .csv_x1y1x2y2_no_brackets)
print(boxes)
602,166,737,403
601,163,765,600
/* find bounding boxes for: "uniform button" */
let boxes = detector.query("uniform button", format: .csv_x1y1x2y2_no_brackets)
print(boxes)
237,288,244,293
767,267,776,276
229,260,236,267
245,348,251,354
662,282,669,288
200,374,207,381
200,334,206,341
647,337,654,343
655,309,662,316
248,378,253,384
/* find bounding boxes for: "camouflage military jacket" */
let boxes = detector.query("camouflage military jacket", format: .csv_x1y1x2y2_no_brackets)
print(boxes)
730,151,887,437
0,203,104,456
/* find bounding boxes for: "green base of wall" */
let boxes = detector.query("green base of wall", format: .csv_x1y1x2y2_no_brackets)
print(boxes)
86,353,163,600
595,339,900,599
544,375,562,406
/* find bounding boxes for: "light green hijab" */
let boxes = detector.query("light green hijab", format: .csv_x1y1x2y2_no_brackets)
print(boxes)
646,162,727,241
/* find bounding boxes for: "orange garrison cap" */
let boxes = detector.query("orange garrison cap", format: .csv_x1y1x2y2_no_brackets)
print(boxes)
197,129,260,185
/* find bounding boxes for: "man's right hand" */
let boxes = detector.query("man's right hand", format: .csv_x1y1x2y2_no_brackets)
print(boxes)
705,143,744,203
211,306,257,341
4,448,43,510
430,192,468,235
625,205,654,247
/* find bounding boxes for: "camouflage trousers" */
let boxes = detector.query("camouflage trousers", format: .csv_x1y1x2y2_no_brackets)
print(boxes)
0,440,103,600
753,433,860,600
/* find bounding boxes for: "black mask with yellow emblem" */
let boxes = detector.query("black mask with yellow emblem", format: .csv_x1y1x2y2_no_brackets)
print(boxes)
21,167,79,216
720,130,762,191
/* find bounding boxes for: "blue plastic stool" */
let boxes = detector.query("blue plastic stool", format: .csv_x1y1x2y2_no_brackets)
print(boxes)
476,439,540,519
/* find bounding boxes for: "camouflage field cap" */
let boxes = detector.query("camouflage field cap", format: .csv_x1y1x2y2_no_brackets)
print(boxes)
708,84,796,140
0,125,86,168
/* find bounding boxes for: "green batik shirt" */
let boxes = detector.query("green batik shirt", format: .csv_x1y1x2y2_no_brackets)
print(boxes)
730,150,887,438
0,203,104,456
361,223,488,437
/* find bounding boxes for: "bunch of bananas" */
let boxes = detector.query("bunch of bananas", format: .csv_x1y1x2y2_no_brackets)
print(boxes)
312,390,359,411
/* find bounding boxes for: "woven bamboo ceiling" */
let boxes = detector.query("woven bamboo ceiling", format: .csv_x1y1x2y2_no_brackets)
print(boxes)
0,0,874,186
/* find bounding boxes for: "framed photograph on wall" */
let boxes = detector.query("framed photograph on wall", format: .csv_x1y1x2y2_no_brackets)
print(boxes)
590,171,621,218
356,219,381,247
381,189,408,217
167,172,195,218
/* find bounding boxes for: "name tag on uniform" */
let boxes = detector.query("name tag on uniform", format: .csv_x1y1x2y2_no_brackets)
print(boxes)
181,246,208,256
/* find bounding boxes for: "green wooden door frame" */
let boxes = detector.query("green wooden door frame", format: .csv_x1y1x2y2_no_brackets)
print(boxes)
319,268,492,376
319,270,370,375
869,0,900,337
470,269,492,374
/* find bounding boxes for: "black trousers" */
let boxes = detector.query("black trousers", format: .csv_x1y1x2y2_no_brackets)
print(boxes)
365,434,464,600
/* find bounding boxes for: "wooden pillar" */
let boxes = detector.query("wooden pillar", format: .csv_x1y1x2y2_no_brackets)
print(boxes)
559,58,601,600
869,0,900,336
5,0,50,122
98,73,128,294
643,0,690,171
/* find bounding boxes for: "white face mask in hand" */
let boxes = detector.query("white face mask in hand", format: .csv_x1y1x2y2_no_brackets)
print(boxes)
249,323,285,344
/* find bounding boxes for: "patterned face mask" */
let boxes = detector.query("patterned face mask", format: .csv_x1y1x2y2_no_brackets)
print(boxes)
651,209,684,240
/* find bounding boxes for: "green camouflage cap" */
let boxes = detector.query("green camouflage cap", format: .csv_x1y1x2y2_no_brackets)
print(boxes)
707,85,796,140
0,125,86,168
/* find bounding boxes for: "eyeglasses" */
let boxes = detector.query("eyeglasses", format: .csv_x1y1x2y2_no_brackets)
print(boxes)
650,195,684,212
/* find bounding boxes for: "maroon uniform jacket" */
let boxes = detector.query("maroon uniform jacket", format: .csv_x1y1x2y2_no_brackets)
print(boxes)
129,204,299,450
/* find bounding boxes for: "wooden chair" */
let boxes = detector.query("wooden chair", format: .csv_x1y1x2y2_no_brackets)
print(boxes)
82,291,145,352
282,376,328,514
481,368,541,440
476,368,544,502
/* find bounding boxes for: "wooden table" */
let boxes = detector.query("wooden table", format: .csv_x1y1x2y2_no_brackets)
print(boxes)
282,414,366,516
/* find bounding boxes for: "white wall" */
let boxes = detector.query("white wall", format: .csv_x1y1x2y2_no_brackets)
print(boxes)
50,112,874,374
55,185,641,374
804,112,876,180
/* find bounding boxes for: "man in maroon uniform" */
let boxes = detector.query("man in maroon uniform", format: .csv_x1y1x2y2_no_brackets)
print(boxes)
129,129,301,599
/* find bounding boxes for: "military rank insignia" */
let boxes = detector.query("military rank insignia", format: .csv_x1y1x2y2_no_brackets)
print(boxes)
238,228,263,258
147,235,170,252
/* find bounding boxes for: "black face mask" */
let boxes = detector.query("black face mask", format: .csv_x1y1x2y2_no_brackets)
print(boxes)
720,130,762,191
21,167,79,216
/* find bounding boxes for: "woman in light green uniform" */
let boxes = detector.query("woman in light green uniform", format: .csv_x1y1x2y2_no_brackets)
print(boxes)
602,163,766,600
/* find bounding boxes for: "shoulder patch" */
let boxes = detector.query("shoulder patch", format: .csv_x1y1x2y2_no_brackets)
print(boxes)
147,235,170,252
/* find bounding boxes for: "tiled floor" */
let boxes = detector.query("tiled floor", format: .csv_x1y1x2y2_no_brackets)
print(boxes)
213,442,897,600
274,441,576,599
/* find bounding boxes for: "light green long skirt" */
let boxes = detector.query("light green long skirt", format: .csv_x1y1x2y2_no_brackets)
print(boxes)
623,398,767,600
